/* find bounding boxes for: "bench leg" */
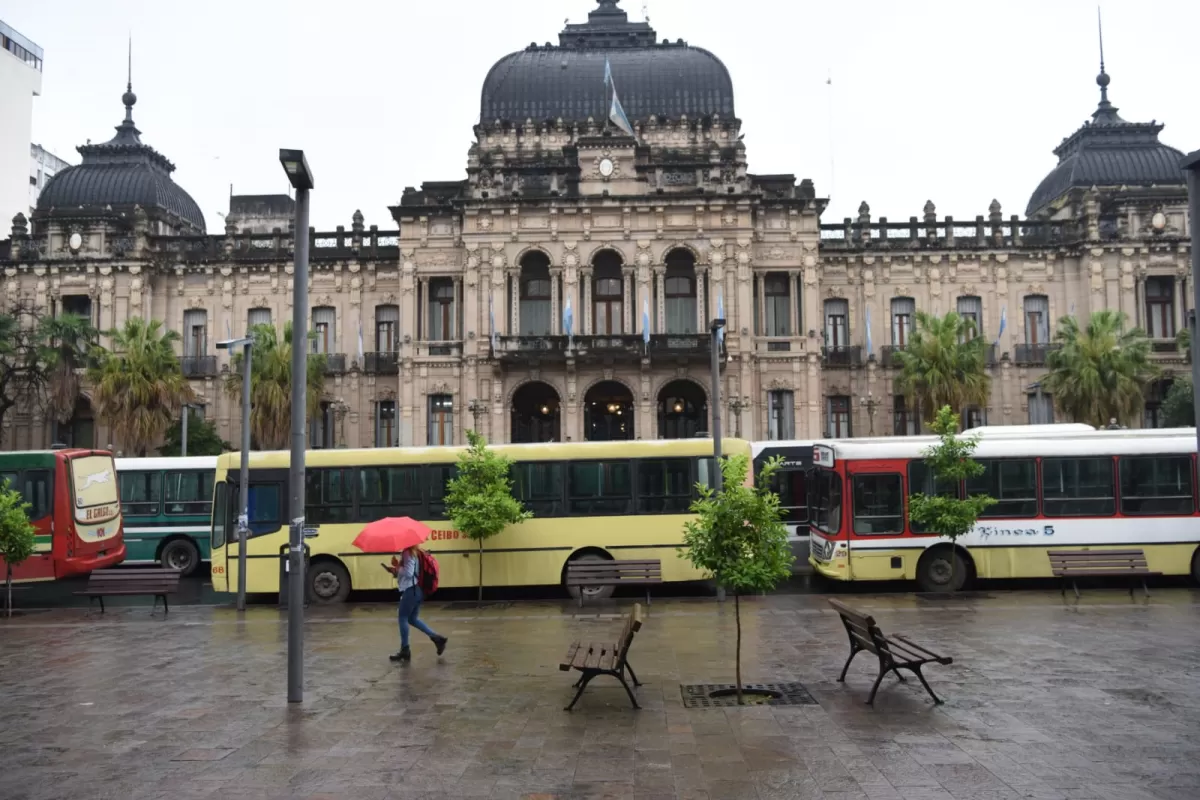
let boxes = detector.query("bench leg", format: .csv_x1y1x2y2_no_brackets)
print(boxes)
891,667,907,683
1142,578,1150,599
838,644,861,682
1072,579,1080,600
909,665,943,705
98,596,104,614
565,672,595,711
612,670,641,710
866,666,887,705
162,594,169,616
624,659,641,687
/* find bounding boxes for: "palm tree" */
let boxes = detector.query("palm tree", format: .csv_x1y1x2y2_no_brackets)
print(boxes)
1041,310,1157,428
893,311,991,426
89,318,196,456
225,323,326,450
38,313,99,440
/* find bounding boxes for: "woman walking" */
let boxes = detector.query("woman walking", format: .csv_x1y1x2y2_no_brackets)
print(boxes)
389,546,448,662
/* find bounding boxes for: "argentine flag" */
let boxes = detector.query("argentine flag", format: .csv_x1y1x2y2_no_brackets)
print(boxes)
994,305,1007,346
489,293,498,354
357,319,364,360
563,296,574,340
865,305,873,356
604,57,637,140
716,290,726,347
642,295,651,348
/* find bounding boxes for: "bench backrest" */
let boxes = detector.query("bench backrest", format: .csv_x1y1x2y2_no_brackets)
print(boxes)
86,569,181,590
615,603,644,669
566,560,662,581
1048,549,1148,571
828,598,890,658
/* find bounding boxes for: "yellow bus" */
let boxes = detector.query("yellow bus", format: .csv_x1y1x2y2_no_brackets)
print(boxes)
209,438,750,603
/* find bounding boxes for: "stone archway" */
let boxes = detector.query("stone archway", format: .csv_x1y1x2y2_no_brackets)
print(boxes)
511,381,561,443
584,380,634,441
54,396,95,449
657,379,708,440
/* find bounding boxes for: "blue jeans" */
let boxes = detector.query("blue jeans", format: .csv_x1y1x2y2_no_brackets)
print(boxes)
398,586,438,648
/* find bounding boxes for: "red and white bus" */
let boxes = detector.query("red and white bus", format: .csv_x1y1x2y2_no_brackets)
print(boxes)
0,448,125,582
808,427,1199,592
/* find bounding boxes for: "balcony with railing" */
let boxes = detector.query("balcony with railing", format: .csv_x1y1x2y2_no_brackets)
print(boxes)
822,345,862,368
363,351,400,375
309,352,347,375
418,341,463,358
880,345,901,368
180,355,217,378
1013,343,1059,366
495,332,719,364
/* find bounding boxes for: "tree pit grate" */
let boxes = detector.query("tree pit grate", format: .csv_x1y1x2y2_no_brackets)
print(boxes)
680,683,818,708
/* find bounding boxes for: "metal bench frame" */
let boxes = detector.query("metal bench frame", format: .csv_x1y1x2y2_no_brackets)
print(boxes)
1049,549,1160,598
829,599,953,705
559,603,644,711
565,559,662,607
73,568,182,615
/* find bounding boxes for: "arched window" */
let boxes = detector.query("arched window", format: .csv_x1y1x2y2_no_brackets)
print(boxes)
824,299,849,347
519,252,552,336
427,279,456,340
664,249,697,334
891,297,915,347
593,250,624,335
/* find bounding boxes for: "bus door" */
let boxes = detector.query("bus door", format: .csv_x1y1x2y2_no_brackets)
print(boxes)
846,459,908,580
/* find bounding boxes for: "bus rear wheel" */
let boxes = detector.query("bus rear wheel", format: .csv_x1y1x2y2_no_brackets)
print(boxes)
917,548,968,593
160,538,200,577
308,559,351,604
565,552,615,601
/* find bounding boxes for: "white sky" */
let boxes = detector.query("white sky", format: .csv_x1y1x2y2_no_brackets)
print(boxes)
6,0,1199,233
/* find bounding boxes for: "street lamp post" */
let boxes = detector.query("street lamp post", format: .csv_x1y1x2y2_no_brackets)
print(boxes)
215,336,253,612
180,404,192,458
727,396,749,439
280,148,314,704
709,317,726,493
859,392,879,436
1180,150,1200,454
467,398,486,435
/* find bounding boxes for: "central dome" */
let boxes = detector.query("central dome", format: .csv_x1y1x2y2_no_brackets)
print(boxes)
479,0,735,126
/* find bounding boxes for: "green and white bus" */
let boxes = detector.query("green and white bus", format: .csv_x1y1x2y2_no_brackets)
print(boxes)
116,457,216,576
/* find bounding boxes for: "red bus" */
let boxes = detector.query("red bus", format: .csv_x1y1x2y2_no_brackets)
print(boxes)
0,448,125,582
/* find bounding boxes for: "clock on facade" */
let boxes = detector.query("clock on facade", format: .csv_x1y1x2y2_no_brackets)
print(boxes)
598,157,615,177
68,232,83,252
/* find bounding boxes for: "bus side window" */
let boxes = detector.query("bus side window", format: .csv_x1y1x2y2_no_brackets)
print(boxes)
0,472,17,491
568,461,633,516
165,471,213,516
1042,457,1115,517
23,470,52,520
120,471,161,517
636,459,691,514
1119,455,1195,516
510,462,565,516
360,466,424,521
427,465,457,520
211,482,228,550
851,474,904,535
305,468,355,524
967,460,1038,518
908,462,960,533
771,468,809,526
246,483,282,534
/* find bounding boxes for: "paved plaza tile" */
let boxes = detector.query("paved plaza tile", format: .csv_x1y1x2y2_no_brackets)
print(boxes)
2,589,1200,799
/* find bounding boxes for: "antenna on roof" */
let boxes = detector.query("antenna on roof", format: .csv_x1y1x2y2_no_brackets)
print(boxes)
127,33,132,89
1097,5,1105,74
642,1,649,22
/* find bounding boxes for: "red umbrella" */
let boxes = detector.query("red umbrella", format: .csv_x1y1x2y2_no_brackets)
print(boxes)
352,516,432,554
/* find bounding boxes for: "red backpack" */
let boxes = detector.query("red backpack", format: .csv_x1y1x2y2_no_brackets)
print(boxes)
416,549,440,597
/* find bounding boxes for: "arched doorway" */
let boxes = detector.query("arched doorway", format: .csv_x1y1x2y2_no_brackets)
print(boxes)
518,251,552,336
584,380,634,441
664,248,697,334
658,380,708,439
511,382,561,443
54,397,95,449
592,250,624,335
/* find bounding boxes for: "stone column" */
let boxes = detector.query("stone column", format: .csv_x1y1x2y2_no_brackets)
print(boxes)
653,266,666,334
789,270,801,336
756,274,767,337
695,266,707,333
581,268,593,335
1175,272,1186,336
416,276,429,342
509,271,520,336
622,267,634,334
550,267,562,335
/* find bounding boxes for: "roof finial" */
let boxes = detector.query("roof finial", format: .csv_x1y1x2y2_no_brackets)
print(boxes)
122,34,137,124
1091,6,1121,123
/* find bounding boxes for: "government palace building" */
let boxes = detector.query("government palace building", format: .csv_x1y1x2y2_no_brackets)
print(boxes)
1,0,1193,452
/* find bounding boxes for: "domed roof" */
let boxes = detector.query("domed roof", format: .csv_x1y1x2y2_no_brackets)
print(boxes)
480,0,735,125
1026,67,1185,217
36,82,206,233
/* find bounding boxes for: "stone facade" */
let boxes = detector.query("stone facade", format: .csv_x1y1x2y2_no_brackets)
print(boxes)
0,1,1193,453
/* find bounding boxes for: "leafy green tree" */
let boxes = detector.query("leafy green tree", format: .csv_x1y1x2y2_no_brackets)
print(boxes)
894,311,991,426
225,323,326,450
38,312,100,439
158,409,231,457
907,407,996,590
1162,379,1194,428
680,454,792,705
444,430,532,602
1041,310,1157,428
0,481,35,617
89,318,195,456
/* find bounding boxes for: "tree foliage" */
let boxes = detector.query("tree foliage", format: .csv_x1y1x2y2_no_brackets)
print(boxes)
1162,379,1194,428
159,409,231,457
893,311,991,426
89,317,196,456
37,312,99,428
907,407,996,582
680,454,792,704
0,301,72,448
444,429,532,601
1041,310,1157,428
225,323,326,450
0,481,36,617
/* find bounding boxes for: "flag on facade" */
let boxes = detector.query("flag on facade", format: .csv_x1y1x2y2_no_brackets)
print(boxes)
604,57,637,140
642,295,651,349
865,305,873,356
489,293,498,354
563,296,574,340
995,305,1007,346
357,319,364,360
226,318,232,339
716,290,726,347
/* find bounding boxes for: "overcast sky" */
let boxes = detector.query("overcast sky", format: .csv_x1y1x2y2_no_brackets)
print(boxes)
6,0,1199,233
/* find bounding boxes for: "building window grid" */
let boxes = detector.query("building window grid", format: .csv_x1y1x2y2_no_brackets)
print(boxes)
827,396,851,439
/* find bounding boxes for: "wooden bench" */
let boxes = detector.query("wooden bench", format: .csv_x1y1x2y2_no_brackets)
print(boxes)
74,568,182,615
1049,549,1160,598
829,599,953,705
565,559,662,607
559,603,644,711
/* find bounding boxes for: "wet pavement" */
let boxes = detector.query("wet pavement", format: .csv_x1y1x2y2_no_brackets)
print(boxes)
2,588,1199,800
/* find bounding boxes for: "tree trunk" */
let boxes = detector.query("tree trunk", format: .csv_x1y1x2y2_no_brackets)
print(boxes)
477,538,484,604
734,590,743,706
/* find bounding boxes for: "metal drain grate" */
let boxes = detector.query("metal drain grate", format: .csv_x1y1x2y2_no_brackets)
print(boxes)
680,683,818,708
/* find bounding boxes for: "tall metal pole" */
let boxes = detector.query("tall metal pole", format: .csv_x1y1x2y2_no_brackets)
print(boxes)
709,321,723,493
181,407,188,458
237,344,252,612
287,186,310,704
1181,150,1200,453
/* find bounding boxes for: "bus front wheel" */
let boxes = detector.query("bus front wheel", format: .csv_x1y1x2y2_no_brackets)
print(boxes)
308,559,351,604
917,548,968,593
160,538,201,577
564,552,615,601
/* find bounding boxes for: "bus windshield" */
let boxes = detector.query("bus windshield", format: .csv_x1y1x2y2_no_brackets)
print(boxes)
70,455,120,524
811,468,842,535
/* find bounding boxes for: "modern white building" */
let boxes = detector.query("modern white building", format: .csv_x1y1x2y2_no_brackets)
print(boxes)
0,21,43,225
29,144,69,216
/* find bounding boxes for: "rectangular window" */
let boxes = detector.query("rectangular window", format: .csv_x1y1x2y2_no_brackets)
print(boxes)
427,464,456,520
1028,392,1054,424
967,459,1038,518
636,459,693,514
164,470,214,516
963,406,985,430
246,483,282,531
428,394,454,446
811,469,842,535
764,274,791,337
119,472,162,517
1119,456,1194,516
376,305,399,352
1042,457,1115,517
1145,276,1175,339
427,278,456,340
824,299,849,347
697,457,717,491
852,474,905,535
360,466,424,519
375,401,397,448
891,297,915,347
957,296,983,338
305,468,355,524
510,462,565,516
568,461,633,515
767,390,794,440
248,307,272,330
312,306,336,354
827,396,851,439
1023,295,1049,344
893,395,918,436
183,309,207,358
310,401,334,450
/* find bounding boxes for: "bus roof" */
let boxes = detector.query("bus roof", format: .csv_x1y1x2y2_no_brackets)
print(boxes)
214,438,753,472
820,428,1197,462
115,456,219,472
